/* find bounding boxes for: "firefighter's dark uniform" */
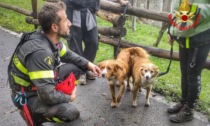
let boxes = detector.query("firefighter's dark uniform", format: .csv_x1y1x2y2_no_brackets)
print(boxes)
8,29,89,124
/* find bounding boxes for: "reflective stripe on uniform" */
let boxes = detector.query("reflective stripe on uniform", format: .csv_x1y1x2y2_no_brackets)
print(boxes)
11,73,30,86
59,43,67,57
191,3,197,14
52,117,63,123
186,37,190,48
13,54,28,75
46,117,64,123
29,70,54,80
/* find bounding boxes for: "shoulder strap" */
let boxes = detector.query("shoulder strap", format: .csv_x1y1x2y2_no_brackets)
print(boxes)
7,30,42,74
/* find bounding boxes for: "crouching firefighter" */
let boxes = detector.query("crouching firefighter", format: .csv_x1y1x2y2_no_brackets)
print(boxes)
7,1,101,126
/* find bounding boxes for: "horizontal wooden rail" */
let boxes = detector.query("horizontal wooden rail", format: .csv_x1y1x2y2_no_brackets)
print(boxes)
100,0,169,22
0,2,32,16
99,35,210,70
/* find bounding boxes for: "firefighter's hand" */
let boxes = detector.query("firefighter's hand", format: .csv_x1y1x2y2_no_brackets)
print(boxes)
87,62,101,77
168,34,174,45
70,87,76,102
118,0,131,6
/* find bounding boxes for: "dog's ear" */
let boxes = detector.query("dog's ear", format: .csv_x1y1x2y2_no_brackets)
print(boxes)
98,62,102,68
115,64,123,71
140,64,145,71
98,61,105,69
152,64,159,77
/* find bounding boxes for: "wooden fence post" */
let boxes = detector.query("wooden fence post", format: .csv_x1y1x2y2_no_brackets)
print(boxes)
31,0,38,29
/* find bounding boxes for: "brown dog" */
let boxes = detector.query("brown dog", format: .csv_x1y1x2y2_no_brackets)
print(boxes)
131,47,159,107
98,47,141,107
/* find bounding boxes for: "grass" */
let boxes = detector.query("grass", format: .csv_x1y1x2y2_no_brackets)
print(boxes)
0,0,210,120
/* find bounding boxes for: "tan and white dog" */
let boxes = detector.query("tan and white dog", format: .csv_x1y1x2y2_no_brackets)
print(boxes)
131,47,159,107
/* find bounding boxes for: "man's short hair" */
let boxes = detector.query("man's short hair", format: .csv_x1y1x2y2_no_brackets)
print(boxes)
38,1,66,33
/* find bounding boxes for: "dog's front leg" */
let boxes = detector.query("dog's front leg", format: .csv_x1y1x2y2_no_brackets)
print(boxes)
116,81,125,107
145,86,152,107
126,77,131,91
132,82,140,107
109,84,117,107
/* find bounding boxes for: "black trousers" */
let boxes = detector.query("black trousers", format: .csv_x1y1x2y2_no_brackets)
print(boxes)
179,43,210,108
11,63,84,124
67,9,98,62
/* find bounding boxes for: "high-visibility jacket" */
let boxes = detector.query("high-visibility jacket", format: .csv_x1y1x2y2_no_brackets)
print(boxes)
8,29,89,105
170,0,210,37
169,0,210,48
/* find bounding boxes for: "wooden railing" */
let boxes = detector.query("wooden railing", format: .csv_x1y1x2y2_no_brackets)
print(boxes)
0,0,210,69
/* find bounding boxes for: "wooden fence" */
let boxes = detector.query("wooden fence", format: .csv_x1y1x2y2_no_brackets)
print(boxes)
0,0,210,69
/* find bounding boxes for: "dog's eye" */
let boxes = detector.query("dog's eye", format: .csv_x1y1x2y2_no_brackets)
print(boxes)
107,67,111,70
151,71,154,73
145,70,148,72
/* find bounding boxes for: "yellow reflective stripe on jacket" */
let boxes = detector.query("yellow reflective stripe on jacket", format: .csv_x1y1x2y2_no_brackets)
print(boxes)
59,43,67,57
13,54,28,75
45,117,64,123
29,70,54,80
52,117,63,123
11,73,30,86
186,37,190,48
190,3,197,14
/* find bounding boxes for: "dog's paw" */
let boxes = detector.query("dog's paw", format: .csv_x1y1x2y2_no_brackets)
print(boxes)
111,102,117,108
132,101,137,107
145,100,150,107
116,102,121,107
127,86,131,91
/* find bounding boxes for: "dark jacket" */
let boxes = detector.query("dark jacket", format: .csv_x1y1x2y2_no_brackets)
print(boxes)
8,30,88,105
64,0,100,12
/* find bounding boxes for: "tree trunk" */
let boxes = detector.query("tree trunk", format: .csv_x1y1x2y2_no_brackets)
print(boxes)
132,0,137,31
96,9,125,27
98,27,126,37
25,17,39,25
25,17,127,37
100,0,169,22
31,0,38,29
99,35,210,69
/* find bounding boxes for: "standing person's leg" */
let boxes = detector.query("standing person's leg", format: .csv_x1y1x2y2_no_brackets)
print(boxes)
167,45,188,113
169,43,210,123
66,7,84,57
68,26,84,57
186,44,210,108
82,12,98,80
179,46,189,103
83,26,98,62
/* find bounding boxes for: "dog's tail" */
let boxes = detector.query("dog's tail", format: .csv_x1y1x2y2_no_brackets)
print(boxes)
127,47,149,58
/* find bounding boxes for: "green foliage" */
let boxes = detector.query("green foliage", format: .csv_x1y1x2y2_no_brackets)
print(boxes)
0,0,210,118
0,0,44,32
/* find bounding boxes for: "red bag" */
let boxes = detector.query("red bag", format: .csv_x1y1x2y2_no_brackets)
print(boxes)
55,73,76,95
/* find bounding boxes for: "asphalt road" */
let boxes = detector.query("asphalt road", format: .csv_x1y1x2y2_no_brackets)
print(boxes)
0,27,209,126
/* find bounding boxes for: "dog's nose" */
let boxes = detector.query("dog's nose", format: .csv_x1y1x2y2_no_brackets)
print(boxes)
146,76,149,79
102,74,105,78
